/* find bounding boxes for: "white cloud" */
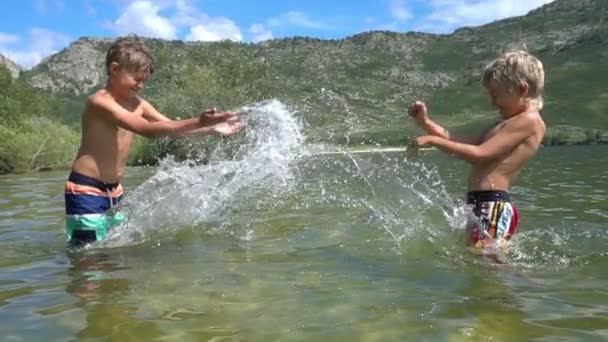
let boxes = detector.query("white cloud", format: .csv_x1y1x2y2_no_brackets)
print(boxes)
172,0,203,27
390,0,412,22
186,18,243,41
110,0,243,42
423,0,557,33
250,24,273,43
0,33,20,45
0,28,71,68
268,11,329,30
175,0,243,42
113,1,178,39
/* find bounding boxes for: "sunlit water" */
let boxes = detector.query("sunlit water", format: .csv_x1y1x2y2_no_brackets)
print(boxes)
1,101,607,341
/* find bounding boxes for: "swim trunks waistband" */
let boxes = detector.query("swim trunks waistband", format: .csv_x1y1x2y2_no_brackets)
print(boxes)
68,171,120,192
466,190,510,204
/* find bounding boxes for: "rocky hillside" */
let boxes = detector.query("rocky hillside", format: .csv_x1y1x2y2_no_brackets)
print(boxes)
20,0,608,144
0,53,21,79
25,37,112,96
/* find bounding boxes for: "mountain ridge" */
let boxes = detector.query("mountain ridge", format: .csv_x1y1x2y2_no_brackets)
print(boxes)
16,0,608,143
1,0,607,174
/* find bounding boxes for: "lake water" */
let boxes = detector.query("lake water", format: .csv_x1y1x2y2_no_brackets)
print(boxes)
1,102,607,341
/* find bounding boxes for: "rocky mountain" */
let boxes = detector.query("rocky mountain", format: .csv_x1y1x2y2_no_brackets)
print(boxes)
0,53,21,79
25,37,112,96
20,0,608,144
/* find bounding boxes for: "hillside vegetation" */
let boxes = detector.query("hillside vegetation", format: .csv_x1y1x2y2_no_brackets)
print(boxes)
1,0,606,173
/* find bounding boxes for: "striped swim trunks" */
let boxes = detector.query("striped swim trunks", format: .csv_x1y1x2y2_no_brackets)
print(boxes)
64,171,125,244
466,190,519,248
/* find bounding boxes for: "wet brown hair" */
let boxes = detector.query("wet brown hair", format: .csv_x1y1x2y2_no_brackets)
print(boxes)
105,35,154,76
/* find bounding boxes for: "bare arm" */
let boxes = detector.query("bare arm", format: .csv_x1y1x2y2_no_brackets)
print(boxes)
176,118,242,137
409,101,481,144
141,100,240,135
140,98,172,122
417,114,537,163
167,108,243,137
417,117,450,139
90,95,201,138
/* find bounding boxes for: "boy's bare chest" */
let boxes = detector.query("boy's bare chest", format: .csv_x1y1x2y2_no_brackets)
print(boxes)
114,101,144,138
106,102,143,143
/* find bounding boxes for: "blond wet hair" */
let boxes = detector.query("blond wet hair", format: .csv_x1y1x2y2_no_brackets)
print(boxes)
105,35,154,76
482,50,545,110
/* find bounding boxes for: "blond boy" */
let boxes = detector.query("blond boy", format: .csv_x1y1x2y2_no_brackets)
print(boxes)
65,36,242,246
409,51,546,248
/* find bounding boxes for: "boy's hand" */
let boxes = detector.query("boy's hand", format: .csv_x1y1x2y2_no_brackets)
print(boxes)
414,135,435,147
207,117,243,136
408,101,428,124
199,108,238,126
406,135,434,159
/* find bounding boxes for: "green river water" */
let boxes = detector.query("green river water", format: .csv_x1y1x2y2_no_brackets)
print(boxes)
0,102,606,341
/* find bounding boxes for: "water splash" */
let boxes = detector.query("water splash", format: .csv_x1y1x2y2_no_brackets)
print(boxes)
292,150,468,254
90,98,596,272
102,100,304,246
97,98,470,255
507,221,608,270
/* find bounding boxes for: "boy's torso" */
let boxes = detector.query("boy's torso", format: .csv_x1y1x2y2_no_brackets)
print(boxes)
468,111,545,191
72,90,144,183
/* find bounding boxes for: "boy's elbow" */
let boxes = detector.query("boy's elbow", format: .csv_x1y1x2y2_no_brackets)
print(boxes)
473,146,504,162
468,147,492,162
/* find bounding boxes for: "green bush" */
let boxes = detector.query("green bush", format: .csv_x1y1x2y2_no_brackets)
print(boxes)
543,125,608,146
0,117,79,173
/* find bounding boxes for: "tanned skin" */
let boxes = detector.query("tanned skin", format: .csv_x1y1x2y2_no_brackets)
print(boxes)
71,62,243,183
409,80,545,192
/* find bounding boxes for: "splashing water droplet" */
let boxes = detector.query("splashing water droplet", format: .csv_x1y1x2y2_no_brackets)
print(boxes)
103,100,304,246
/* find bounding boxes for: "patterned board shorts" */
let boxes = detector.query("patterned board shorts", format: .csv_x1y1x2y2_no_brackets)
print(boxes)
466,190,519,248
64,171,124,244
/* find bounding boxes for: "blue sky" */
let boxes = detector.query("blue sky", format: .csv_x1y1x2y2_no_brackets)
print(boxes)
1,0,556,68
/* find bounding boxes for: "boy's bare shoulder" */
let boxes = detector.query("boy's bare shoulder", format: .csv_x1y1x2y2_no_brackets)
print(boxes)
86,90,142,113
525,110,545,132
513,110,545,131
511,111,545,144
135,95,154,109
86,90,114,111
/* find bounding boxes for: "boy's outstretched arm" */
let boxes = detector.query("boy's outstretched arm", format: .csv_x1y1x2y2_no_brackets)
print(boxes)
141,98,172,122
409,101,481,145
178,117,242,137
416,114,537,163
91,95,202,138
166,107,242,137
140,98,242,136
409,101,450,139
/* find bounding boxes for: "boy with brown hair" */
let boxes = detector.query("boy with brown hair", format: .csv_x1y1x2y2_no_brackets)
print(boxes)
409,50,546,249
65,35,243,246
